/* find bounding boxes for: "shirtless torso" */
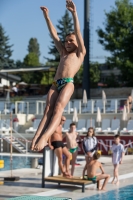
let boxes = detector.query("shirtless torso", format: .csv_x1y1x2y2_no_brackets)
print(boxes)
51,124,62,142
54,51,81,80
87,160,101,178
65,131,78,149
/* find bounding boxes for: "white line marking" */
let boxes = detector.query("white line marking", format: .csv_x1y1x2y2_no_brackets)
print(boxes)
32,189,71,196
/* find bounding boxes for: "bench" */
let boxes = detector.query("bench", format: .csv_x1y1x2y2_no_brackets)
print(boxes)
43,175,92,193
41,148,94,193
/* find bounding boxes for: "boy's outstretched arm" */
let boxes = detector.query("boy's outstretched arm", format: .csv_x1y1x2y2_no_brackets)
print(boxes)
40,7,64,54
66,1,86,57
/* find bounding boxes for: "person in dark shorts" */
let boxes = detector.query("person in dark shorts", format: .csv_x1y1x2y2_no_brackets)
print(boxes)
48,116,71,177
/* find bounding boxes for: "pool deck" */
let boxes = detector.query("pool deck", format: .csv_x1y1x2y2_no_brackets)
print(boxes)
0,155,133,200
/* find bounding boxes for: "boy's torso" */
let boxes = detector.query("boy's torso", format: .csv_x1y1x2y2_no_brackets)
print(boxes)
66,132,78,149
54,50,84,80
87,160,100,178
112,143,124,154
111,143,124,164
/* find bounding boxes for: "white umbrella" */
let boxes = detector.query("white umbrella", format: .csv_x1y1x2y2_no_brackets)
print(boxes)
96,107,101,126
122,106,127,121
102,90,107,113
73,107,78,122
83,90,88,106
5,89,11,102
18,82,27,85
122,105,127,128
131,89,133,99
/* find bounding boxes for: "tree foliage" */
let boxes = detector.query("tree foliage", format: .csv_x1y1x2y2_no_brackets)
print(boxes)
74,62,100,87
46,10,73,63
97,0,133,85
23,52,40,67
27,38,40,58
0,24,14,68
21,52,41,84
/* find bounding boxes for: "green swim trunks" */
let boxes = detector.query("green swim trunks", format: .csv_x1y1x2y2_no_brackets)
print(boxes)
52,78,74,91
88,176,97,183
69,147,78,154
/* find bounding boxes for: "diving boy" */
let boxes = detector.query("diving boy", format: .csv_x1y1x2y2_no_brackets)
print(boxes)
31,0,86,151
82,151,110,191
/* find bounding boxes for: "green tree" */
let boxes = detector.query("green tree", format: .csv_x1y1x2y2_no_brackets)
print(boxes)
21,52,41,83
27,38,40,58
97,0,133,85
46,10,73,63
0,24,14,68
23,52,39,66
74,62,100,87
105,73,119,87
15,60,23,68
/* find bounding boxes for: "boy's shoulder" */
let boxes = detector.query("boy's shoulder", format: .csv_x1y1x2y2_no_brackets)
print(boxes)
91,159,101,166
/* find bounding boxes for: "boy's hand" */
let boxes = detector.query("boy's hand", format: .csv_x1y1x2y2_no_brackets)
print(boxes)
40,6,49,18
66,1,76,13
87,152,92,157
49,145,54,150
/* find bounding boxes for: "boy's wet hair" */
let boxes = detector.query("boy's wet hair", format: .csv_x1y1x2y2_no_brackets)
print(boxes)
86,127,95,137
114,134,120,139
70,122,76,127
93,151,101,160
65,32,75,37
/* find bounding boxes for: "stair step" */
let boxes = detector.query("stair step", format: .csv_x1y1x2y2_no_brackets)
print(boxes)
12,142,20,144
17,147,25,149
21,150,27,152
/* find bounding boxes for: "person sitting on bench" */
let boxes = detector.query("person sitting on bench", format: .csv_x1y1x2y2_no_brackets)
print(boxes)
82,151,110,191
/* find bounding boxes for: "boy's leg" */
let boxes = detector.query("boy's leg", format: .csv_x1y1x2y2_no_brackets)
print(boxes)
71,150,78,176
114,164,119,185
111,165,116,184
97,174,110,191
54,147,69,177
34,82,74,151
62,147,71,176
31,86,58,150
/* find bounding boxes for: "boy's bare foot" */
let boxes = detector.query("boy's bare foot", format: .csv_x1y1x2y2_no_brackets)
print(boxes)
111,178,115,184
101,188,106,191
34,135,48,151
111,181,115,184
30,135,39,151
115,181,119,185
63,172,71,178
98,185,102,190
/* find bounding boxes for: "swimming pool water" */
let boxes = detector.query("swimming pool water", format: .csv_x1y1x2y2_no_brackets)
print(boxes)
0,156,32,171
80,184,133,200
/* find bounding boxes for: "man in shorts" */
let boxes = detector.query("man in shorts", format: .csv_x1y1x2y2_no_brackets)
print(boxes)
48,116,71,177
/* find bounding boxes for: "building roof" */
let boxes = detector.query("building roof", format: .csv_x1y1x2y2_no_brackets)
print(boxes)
0,66,51,73
0,72,21,82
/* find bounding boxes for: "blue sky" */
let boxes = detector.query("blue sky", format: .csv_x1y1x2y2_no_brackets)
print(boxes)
0,0,132,64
